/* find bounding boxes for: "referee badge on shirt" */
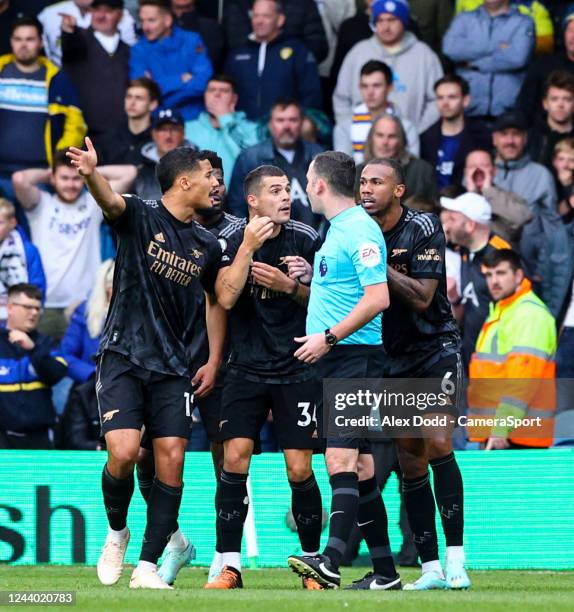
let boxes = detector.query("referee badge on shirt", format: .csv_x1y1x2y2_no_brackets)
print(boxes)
280,47,293,60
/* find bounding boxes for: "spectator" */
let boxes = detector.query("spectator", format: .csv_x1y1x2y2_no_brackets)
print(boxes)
223,0,328,64
464,149,532,243
61,0,130,152
130,0,213,121
442,0,534,120
0,283,67,449
518,7,574,121
334,0,443,135
135,108,190,199
225,0,322,121
329,0,372,87
440,191,512,366
184,75,259,186
38,0,136,67
0,16,86,204
333,60,419,162
467,249,556,449
552,138,574,219
97,77,161,165
420,74,491,188
58,377,103,449
227,98,324,227
0,198,45,323
315,0,356,80
172,0,226,70
61,258,114,384
455,0,553,55
491,111,570,315
358,114,437,200
12,150,136,340
556,222,574,379
409,0,455,56
528,71,574,170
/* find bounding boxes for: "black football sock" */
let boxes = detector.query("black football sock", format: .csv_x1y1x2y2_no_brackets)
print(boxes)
430,452,464,547
323,472,359,570
136,464,154,503
102,465,134,531
215,470,249,553
401,472,439,564
140,478,183,564
358,476,396,577
289,473,323,554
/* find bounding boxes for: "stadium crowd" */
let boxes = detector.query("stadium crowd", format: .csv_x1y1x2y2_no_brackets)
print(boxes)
0,0,573,452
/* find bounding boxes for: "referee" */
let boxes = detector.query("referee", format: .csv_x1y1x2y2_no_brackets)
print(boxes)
288,151,400,590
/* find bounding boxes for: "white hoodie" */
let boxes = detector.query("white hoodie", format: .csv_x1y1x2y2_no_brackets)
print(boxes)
333,32,443,134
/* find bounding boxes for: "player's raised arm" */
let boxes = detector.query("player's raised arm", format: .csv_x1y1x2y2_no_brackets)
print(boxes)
215,216,274,310
66,137,126,221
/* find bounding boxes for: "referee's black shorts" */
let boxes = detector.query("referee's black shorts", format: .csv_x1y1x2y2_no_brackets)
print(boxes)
316,345,385,454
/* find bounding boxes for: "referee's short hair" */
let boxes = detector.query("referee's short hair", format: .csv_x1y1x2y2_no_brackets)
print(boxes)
312,151,356,198
364,157,405,185
156,147,205,194
244,165,286,199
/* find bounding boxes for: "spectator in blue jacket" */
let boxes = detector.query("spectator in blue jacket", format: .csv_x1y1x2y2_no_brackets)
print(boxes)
0,198,46,324
61,259,114,384
227,98,325,228
184,74,259,186
442,0,535,119
224,0,322,121
129,0,213,121
0,283,67,449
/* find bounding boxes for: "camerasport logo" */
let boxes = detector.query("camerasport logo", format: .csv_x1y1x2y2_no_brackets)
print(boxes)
359,243,381,267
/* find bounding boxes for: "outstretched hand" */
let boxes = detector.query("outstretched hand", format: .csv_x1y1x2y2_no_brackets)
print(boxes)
66,137,98,177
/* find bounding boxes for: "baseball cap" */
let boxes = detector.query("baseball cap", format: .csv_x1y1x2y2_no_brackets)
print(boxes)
371,0,410,28
440,192,492,225
492,111,528,133
152,108,184,129
91,0,124,8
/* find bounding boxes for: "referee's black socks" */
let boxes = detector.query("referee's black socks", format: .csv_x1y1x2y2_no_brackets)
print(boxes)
289,473,322,554
140,477,183,564
358,476,396,577
401,472,439,564
102,465,134,531
323,472,359,569
430,452,464,547
215,470,249,554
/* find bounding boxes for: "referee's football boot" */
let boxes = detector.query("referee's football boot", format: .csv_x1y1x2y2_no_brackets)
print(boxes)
445,559,471,590
403,570,448,591
158,540,196,585
344,571,402,591
288,554,340,589
97,528,130,585
203,565,243,589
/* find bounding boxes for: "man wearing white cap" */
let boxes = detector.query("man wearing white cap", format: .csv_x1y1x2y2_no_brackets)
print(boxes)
440,191,512,366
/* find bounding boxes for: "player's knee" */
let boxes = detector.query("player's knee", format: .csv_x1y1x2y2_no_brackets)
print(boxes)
286,461,312,482
357,454,375,480
428,437,452,461
396,446,427,479
108,445,139,470
326,452,357,476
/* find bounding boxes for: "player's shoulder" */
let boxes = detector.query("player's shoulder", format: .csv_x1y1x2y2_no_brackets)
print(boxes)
284,219,320,243
403,207,441,238
218,216,246,239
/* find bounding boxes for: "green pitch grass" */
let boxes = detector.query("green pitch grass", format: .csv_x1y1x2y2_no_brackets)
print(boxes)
0,566,572,611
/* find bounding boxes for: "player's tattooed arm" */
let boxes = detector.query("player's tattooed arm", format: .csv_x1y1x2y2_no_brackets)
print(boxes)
66,137,126,221
387,266,438,312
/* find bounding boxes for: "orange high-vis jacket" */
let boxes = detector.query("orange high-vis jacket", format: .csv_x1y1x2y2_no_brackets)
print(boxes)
467,279,557,447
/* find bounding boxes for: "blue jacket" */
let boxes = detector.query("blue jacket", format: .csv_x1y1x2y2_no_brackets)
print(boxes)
442,6,535,117
17,226,46,301
227,138,325,229
60,301,99,384
129,26,213,121
0,327,67,433
224,34,322,120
